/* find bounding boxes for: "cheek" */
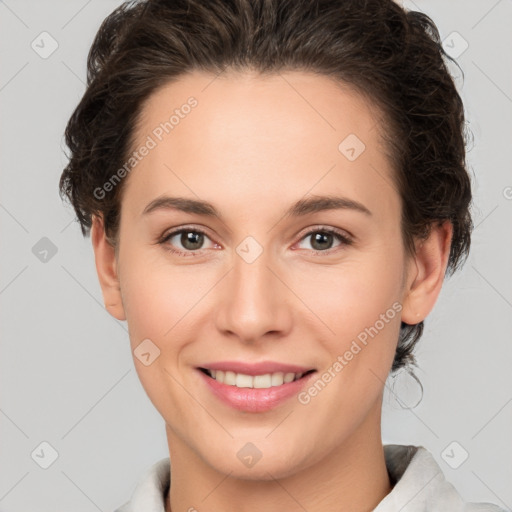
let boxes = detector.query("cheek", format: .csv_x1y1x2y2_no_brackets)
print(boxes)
290,245,404,340
293,259,403,422
118,254,201,407
292,246,405,404
119,248,206,340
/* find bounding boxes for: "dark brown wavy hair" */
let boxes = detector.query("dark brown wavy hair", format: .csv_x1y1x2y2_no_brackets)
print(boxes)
59,0,473,374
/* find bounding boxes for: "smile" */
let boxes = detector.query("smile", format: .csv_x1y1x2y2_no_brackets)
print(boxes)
200,368,315,388
197,364,318,412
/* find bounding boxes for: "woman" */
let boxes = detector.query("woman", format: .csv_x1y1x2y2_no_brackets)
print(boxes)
59,0,505,510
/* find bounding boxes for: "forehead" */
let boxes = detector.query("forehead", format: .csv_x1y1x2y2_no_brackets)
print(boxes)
122,69,398,223
135,69,384,151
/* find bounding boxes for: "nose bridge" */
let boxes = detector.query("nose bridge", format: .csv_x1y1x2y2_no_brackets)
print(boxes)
216,240,289,340
233,245,273,298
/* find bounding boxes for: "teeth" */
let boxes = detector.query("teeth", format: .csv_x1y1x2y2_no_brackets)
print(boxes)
207,369,306,388
235,373,253,388
271,372,284,386
224,371,236,385
283,372,295,383
253,374,272,388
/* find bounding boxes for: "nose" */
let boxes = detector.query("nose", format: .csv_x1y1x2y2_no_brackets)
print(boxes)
215,245,293,344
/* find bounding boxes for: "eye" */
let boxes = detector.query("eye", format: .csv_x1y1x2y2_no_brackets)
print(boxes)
158,226,219,257
295,227,353,254
158,225,353,257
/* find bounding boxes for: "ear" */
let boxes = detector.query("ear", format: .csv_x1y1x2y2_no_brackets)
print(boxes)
90,215,126,321
401,221,453,325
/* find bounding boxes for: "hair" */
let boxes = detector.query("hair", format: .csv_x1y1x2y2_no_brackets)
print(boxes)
59,0,473,374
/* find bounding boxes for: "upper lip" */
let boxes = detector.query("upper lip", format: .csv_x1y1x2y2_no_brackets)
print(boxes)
198,361,315,376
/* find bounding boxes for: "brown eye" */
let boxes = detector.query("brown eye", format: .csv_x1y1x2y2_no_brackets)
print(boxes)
310,232,335,251
179,231,204,251
159,227,216,256
296,228,353,254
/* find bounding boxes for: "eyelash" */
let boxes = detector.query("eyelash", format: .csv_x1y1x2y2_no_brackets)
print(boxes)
158,225,353,258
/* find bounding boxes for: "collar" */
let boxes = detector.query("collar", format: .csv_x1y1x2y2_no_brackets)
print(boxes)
115,444,504,512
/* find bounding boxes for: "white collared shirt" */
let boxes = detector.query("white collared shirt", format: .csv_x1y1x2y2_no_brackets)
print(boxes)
115,444,506,511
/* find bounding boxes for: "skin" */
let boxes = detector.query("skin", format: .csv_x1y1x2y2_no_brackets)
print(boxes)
91,70,452,512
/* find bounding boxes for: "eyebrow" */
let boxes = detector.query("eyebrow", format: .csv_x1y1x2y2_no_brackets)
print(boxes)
142,194,372,219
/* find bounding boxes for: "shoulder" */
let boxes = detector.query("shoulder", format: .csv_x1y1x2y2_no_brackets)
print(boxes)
113,457,170,512
375,445,507,512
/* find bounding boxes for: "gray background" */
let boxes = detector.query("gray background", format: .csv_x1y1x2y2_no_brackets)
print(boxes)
1,0,511,510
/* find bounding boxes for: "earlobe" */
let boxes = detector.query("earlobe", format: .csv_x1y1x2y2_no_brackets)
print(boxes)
90,215,126,321
401,221,453,325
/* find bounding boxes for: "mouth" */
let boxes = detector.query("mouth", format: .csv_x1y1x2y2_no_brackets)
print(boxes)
196,363,317,413
198,367,316,389
195,361,318,412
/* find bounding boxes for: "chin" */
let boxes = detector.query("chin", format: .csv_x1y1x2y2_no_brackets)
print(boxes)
201,441,310,481
222,459,302,481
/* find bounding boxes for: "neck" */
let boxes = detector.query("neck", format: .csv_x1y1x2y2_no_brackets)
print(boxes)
165,401,391,512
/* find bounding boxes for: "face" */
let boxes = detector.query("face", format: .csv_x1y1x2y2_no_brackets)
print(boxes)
96,70,430,479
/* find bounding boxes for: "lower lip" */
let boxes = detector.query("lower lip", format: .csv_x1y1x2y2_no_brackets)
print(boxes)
197,369,317,412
